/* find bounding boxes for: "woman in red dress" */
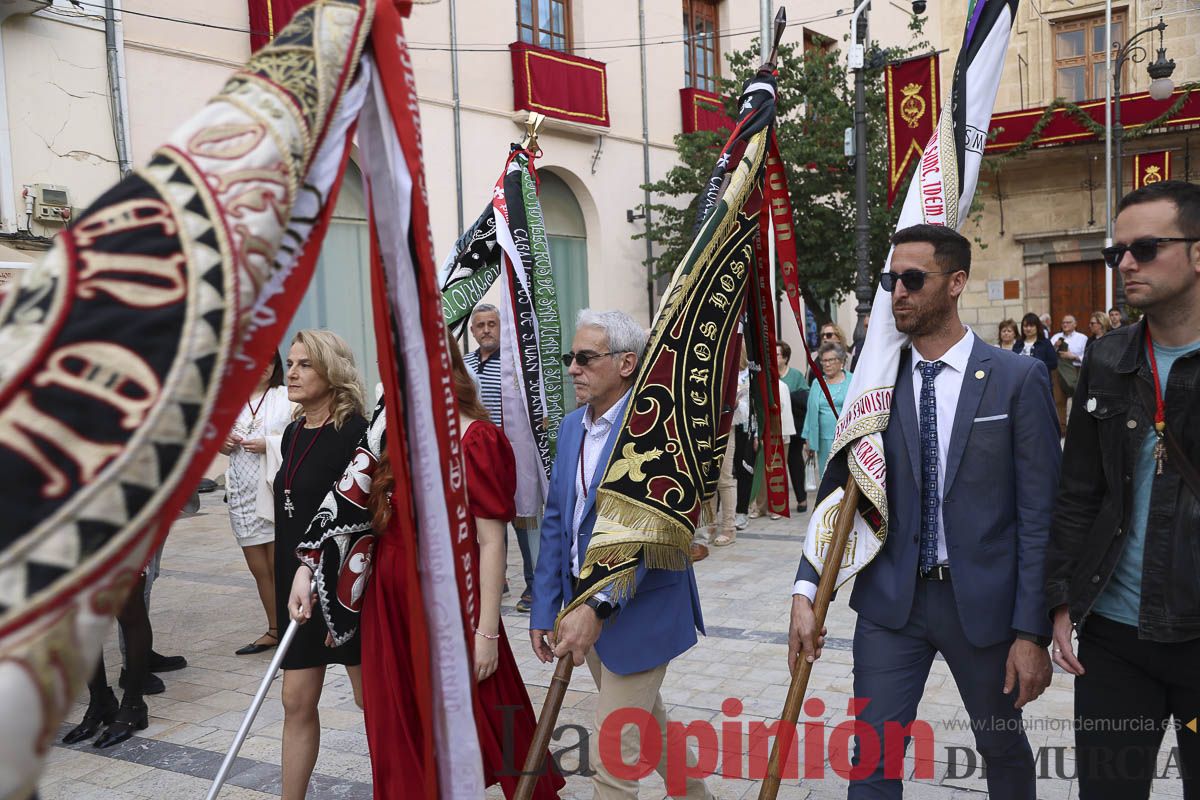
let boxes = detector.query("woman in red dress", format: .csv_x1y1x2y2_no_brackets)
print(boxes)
291,336,562,798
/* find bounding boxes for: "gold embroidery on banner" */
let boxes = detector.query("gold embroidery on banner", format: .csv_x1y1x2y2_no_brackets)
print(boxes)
73,199,178,247
900,82,927,128
33,342,160,429
1143,164,1163,184
0,391,124,498
76,251,188,308
607,443,663,482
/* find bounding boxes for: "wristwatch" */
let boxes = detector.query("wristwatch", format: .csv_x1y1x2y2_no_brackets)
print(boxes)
584,596,618,620
1014,631,1053,648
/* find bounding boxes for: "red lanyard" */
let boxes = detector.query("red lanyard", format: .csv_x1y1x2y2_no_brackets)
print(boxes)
1145,326,1167,435
282,420,328,517
246,390,268,421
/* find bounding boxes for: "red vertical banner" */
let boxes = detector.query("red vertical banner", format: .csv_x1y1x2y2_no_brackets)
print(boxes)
248,0,308,51
1133,150,1172,189
884,53,940,208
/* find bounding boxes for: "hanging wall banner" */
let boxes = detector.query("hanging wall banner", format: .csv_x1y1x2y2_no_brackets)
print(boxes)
884,52,940,208
1133,150,1172,189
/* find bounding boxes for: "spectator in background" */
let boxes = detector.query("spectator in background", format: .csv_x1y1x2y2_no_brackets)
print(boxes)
802,342,852,477
1040,313,1053,335
779,342,810,514
1108,306,1125,329
465,303,536,614
1014,312,1059,379
222,352,294,656
1051,315,1088,431
818,321,846,348
733,346,754,532
998,318,1019,350
1086,311,1111,350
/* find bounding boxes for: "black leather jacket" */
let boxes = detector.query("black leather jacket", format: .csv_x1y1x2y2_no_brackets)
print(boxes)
1045,320,1200,642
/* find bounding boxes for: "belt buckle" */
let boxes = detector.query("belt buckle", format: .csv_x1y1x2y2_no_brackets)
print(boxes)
922,564,950,581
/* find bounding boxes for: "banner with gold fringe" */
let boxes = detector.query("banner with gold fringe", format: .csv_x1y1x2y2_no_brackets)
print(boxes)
884,52,940,208
1133,150,1171,189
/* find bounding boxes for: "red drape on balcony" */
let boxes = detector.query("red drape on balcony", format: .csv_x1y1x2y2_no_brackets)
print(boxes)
247,0,307,52
986,88,1200,153
679,88,731,135
509,42,610,128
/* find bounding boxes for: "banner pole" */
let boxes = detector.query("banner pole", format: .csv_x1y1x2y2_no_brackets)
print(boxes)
514,658,573,800
757,476,860,800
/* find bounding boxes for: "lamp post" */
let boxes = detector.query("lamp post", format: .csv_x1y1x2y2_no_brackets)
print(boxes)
849,0,870,356
1109,16,1175,312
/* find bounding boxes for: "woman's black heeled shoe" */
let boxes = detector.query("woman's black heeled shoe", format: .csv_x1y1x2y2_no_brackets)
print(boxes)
62,687,119,745
93,699,148,749
235,627,280,656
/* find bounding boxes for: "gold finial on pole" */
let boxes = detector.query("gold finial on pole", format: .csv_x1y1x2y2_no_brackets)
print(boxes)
521,111,547,156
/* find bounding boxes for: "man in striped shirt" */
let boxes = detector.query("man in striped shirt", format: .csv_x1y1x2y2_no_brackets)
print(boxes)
464,304,503,425
465,304,539,612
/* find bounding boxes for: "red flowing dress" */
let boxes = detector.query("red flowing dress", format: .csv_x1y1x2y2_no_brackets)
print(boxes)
361,419,562,799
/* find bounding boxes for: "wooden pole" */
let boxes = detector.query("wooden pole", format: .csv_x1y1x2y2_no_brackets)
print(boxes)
757,476,860,800
513,657,574,800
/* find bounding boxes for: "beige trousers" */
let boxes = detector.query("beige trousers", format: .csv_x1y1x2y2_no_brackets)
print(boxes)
585,650,712,800
698,434,737,543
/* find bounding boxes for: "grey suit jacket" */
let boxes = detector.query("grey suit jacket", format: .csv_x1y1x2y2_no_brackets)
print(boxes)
797,337,1059,647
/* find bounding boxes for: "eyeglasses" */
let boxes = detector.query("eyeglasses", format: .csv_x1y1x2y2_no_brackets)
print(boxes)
561,350,615,368
821,331,838,340
1101,237,1200,269
880,269,958,293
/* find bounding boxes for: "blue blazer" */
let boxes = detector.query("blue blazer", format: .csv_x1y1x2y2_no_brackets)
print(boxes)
797,336,1059,647
531,405,705,675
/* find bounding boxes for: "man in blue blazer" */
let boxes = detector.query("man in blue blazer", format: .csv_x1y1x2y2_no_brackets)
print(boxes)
530,309,710,799
791,225,1059,798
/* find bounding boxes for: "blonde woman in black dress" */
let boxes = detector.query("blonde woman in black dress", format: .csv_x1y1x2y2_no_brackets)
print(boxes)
274,329,367,800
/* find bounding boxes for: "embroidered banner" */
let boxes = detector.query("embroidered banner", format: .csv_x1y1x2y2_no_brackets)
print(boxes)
884,53,940,208
510,41,610,127
1134,149,1172,189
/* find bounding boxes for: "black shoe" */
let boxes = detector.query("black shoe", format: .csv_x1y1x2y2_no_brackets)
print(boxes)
62,688,118,745
119,669,165,695
235,629,279,656
148,651,187,672
94,700,148,749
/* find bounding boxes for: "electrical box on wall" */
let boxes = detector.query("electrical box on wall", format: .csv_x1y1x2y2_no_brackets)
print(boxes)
32,184,71,224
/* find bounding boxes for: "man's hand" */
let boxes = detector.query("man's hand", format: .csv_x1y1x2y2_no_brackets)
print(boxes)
788,595,827,674
553,605,603,666
1004,637,1052,709
530,629,556,664
1050,605,1084,676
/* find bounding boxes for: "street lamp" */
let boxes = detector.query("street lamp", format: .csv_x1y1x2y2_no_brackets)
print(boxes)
1110,17,1175,312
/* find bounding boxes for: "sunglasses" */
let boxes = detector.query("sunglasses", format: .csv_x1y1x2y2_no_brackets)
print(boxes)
561,350,616,367
821,331,838,339
1101,237,1200,269
880,269,957,293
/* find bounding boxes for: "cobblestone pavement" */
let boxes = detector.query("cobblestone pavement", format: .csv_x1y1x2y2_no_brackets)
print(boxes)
41,493,1187,799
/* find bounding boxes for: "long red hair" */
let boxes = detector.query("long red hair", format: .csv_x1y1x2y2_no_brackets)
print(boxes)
367,333,494,531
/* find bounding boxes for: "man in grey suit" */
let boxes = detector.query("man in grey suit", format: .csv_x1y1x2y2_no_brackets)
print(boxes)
790,224,1060,798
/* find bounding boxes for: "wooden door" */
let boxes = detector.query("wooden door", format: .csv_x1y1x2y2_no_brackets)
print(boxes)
1049,260,1110,333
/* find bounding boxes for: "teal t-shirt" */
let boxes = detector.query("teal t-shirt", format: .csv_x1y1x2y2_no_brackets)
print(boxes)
782,367,806,394
1093,338,1200,626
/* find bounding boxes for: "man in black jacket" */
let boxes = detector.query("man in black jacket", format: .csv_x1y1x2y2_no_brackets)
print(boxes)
1045,179,1200,799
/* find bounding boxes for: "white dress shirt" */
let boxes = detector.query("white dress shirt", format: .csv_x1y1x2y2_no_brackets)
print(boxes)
571,389,632,577
792,328,976,601
1050,330,1088,363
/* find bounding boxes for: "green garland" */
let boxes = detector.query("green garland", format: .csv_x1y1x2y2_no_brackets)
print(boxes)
989,81,1198,164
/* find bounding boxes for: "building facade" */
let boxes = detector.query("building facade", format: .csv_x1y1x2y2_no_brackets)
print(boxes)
938,0,1199,342
1,0,944,382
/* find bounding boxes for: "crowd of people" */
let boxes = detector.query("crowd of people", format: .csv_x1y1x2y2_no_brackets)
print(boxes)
61,180,1199,800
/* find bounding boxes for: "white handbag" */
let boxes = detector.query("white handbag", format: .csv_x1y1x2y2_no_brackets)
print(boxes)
804,453,819,492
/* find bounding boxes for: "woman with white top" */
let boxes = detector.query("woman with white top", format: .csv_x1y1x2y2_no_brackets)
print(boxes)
221,352,294,655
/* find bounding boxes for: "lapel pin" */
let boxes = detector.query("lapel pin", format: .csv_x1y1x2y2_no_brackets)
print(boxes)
1086,397,1098,413
974,370,985,379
